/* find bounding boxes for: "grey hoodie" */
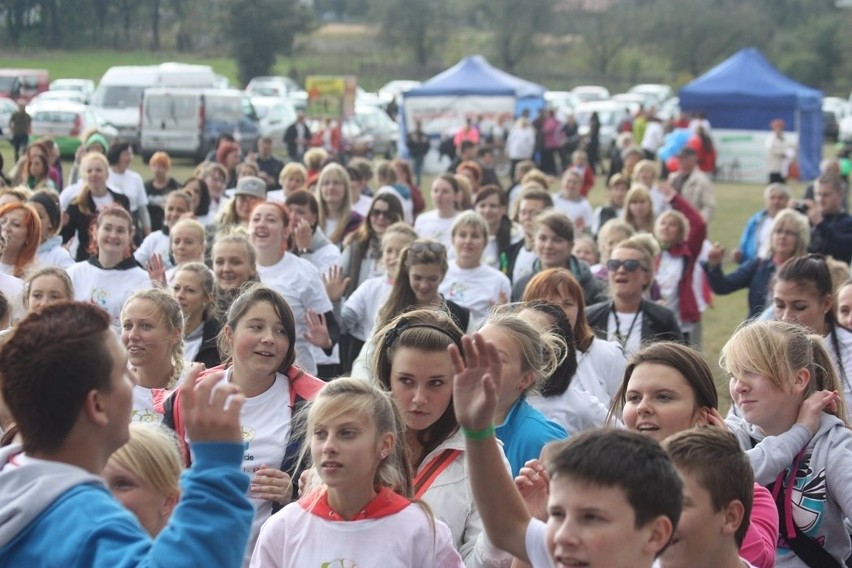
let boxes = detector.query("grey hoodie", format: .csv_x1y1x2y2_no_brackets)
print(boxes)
0,444,103,548
727,413,852,567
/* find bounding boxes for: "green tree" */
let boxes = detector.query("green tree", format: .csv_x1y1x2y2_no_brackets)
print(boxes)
371,0,448,66
471,0,556,71
219,0,314,86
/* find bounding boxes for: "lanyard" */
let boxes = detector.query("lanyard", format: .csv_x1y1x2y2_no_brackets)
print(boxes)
612,303,642,349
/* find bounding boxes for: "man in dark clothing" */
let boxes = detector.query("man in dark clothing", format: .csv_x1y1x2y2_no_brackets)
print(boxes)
406,119,430,187
254,136,284,191
447,140,476,174
284,110,311,161
477,145,503,190
8,101,30,162
807,174,852,263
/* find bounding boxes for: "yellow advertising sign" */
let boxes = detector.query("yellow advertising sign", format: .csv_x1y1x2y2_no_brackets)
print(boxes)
306,75,357,119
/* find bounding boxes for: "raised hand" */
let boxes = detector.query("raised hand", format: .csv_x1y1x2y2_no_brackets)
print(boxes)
797,389,840,435
179,364,244,443
304,309,331,349
449,333,502,431
514,458,550,521
147,252,167,287
292,218,312,252
323,265,351,303
706,242,725,268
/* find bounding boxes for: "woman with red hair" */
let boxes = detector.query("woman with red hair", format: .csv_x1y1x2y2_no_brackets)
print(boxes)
0,202,41,277
215,141,241,189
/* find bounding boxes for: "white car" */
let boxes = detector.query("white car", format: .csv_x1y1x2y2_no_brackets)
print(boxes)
49,78,96,103
246,76,302,98
628,84,673,108
29,90,88,108
251,96,298,152
571,85,611,103
574,100,633,152
0,97,18,139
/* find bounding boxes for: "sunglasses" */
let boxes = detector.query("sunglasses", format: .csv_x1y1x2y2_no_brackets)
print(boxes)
607,259,648,273
370,209,396,220
409,241,445,254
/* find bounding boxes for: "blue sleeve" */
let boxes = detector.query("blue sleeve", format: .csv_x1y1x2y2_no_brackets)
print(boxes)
738,213,761,264
703,258,759,295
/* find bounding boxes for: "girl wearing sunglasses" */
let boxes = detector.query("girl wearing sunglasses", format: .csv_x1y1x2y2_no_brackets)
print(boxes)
377,239,471,332
585,237,684,355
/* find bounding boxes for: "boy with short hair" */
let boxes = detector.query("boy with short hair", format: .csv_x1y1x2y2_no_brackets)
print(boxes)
450,333,682,568
659,428,757,568
0,302,254,567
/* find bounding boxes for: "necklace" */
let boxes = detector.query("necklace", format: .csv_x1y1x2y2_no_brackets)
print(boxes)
612,303,642,349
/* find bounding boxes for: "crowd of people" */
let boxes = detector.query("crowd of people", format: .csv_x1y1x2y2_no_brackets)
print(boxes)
0,106,850,568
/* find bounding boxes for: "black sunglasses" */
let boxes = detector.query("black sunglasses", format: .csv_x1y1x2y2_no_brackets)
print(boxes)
370,208,396,219
409,241,446,254
607,259,648,273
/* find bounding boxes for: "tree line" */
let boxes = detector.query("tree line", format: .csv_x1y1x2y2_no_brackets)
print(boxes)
1,0,849,92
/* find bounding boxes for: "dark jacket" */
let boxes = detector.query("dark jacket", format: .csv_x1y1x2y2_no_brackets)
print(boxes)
61,189,131,262
511,254,608,306
809,212,852,264
702,257,775,320
585,299,685,345
284,121,312,159
193,318,223,368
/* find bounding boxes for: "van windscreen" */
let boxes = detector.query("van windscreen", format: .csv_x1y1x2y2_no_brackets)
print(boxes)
92,86,146,108
206,97,243,122
0,77,17,91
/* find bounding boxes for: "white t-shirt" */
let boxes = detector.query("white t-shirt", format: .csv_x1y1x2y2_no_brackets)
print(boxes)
482,225,523,270
0,263,13,275
414,210,457,253
0,273,24,322
574,338,627,405
528,385,610,435
525,518,553,568
757,215,774,259
131,384,175,425
351,193,373,217
439,262,512,326
66,260,151,333
108,168,148,213
342,275,392,341
36,242,74,269
134,230,171,269
656,252,684,327
256,253,334,375
250,493,463,568
513,246,538,284
553,195,593,233
91,192,115,211
212,368,292,566
606,309,643,356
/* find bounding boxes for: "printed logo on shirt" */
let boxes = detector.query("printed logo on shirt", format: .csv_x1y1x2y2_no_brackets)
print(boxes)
321,560,357,568
445,281,467,302
776,453,828,554
242,425,256,461
90,287,109,307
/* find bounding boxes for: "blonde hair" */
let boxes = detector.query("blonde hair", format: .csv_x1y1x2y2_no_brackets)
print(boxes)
622,184,654,233
23,265,74,309
121,288,185,388
769,209,810,259
303,148,328,171
170,218,206,263
73,153,110,215
303,377,413,497
315,163,353,244
721,320,847,424
278,162,308,189
108,423,182,500
655,209,689,246
632,159,660,183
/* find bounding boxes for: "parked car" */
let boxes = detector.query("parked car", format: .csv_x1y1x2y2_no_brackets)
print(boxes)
0,97,18,139
377,80,421,107
29,90,88,107
307,117,373,160
246,76,302,98
28,101,117,157
574,100,633,153
571,85,611,103
140,88,260,163
0,68,49,103
351,104,399,158
49,78,96,103
627,84,673,108
251,96,297,152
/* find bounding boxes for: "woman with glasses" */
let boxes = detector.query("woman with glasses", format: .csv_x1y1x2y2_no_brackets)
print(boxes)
585,237,684,355
702,209,810,320
377,238,471,332
339,192,404,298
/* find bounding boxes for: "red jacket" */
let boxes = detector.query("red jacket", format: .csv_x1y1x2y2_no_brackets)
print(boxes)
661,193,707,325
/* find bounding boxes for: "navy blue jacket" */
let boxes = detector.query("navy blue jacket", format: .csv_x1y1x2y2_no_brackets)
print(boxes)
702,257,776,320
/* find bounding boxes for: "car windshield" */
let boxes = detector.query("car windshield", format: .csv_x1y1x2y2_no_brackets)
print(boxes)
92,86,146,108
0,77,17,91
32,110,77,123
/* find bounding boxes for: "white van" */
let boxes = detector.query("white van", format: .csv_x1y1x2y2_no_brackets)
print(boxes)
91,63,217,149
140,88,260,162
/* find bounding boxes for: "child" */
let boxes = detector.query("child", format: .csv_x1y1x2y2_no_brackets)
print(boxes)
552,168,593,235
592,173,629,236
571,235,599,270
0,302,253,566
449,332,682,568
478,309,567,475
723,320,852,567
659,428,756,568
838,279,852,329
250,378,463,567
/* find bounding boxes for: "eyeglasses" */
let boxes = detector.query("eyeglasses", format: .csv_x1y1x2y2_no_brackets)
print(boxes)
607,259,648,272
773,229,798,238
409,241,446,255
370,209,396,220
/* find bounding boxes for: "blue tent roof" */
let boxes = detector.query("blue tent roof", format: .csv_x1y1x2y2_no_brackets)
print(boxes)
680,48,821,112
404,55,545,99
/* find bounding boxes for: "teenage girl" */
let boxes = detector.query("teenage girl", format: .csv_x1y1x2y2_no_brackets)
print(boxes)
102,423,182,537
135,190,193,269
315,163,362,246
28,191,73,269
772,255,852,417
211,233,259,318
250,378,463,567
120,288,184,425
473,185,521,272
0,202,40,277
66,206,151,331
723,320,852,567
22,266,73,313
622,184,655,234
163,284,325,565
171,262,222,368
477,308,567,476
375,237,470,333
249,201,338,376
372,308,512,567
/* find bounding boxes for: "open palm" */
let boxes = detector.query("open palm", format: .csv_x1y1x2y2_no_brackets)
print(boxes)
449,333,502,431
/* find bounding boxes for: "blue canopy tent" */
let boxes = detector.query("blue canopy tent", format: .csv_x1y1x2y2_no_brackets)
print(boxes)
679,47,822,181
400,55,546,161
